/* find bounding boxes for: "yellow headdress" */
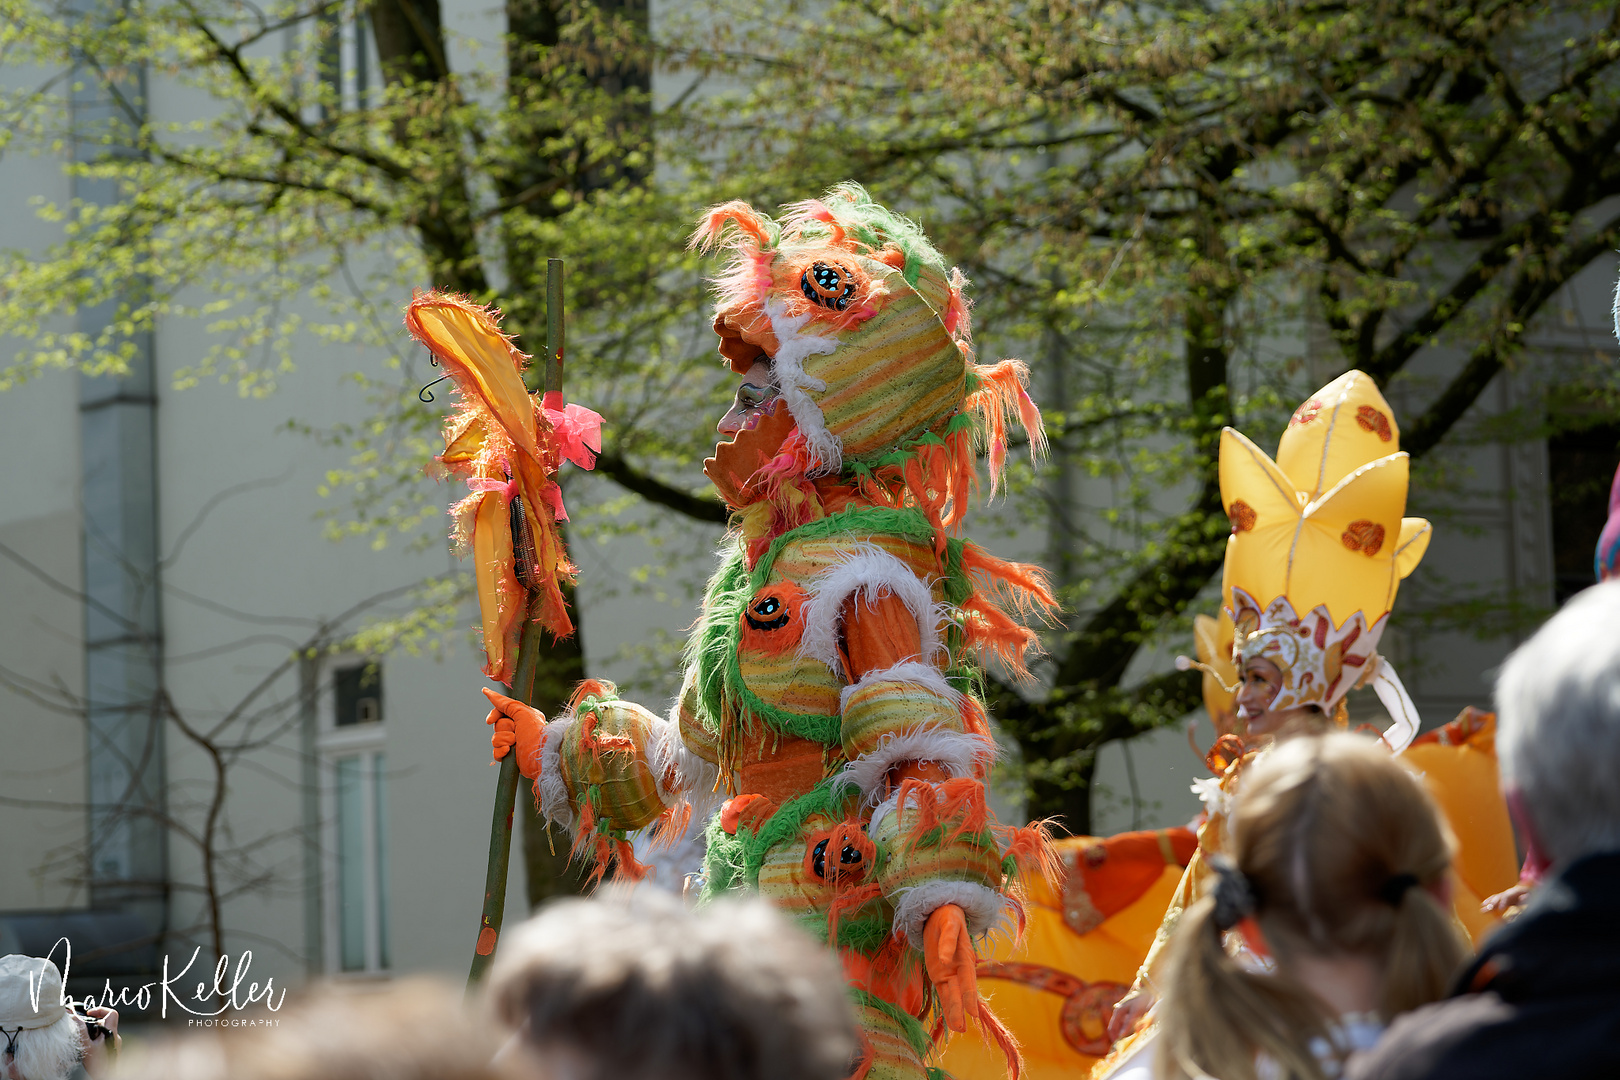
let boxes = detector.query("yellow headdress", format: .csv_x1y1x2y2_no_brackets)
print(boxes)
1219,370,1430,750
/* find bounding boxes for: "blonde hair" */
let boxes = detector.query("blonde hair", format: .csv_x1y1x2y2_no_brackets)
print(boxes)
1157,733,1467,1080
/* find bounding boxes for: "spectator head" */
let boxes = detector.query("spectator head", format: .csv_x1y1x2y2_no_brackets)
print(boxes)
0,955,85,1080
1158,733,1467,1080
1497,580,1620,867
111,979,514,1080
487,887,858,1080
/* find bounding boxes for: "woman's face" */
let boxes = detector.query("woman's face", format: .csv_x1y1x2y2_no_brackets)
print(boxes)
717,359,778,437
1236,655,1318,739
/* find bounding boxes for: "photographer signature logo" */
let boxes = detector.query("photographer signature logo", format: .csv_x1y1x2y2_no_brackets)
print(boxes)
32,937,286,1021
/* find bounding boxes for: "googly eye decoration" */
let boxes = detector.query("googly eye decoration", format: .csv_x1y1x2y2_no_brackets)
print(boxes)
800,262,857,311
745,594,791,632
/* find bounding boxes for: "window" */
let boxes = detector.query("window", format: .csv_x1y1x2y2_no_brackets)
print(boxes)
1548,422,1620,605
320,661,389,974
313,1,377,119
335,663,383,727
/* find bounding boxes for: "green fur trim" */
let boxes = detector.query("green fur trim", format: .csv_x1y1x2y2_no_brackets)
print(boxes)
794,908,892,953
701,810,747,901
831,912,893,953
823,182,946,289
750,505,939,586
687,549,751,738
941,539,973,605
849,989,934,1061
909,824,1000,854
843,413,978,481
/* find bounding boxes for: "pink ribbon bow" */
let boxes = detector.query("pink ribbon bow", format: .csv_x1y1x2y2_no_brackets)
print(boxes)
543,391,603,471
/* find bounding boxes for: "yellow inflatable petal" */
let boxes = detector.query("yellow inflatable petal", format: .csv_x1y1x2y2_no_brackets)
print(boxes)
1395,518,1432,579
1218,428,1302,521
1221,526,1292,630
1289,453,1410,626
406,294,542,464
1275,370,1403,499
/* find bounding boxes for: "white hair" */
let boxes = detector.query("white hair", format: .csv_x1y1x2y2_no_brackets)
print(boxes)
8,1012,82,1080
1496,581,1620,866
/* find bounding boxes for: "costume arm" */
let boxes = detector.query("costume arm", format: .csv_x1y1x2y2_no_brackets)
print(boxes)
486,675,718,862
1130,813,1220,997
801,558,1005,944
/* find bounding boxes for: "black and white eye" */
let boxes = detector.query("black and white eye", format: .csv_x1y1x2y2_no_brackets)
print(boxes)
810,837,866,879
800,262,856,311
746,595,790,631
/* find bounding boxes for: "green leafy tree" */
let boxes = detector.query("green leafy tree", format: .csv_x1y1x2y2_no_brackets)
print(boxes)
0,0,735,902
687,0,1620,830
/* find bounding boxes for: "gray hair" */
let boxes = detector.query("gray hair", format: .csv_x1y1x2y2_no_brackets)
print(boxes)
487,888,859,1080
8,1012,82,1080
1497,581,1620,865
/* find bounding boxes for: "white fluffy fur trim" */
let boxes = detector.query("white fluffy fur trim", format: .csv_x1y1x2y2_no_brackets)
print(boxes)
833,724,996,804
537,717,576,832
799,546,947,678
892,880,1015,948
648,710,723,820
764,296,843,473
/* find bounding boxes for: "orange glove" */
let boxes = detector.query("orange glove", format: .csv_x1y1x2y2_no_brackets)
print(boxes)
484,687,545,779
923,903,980,1033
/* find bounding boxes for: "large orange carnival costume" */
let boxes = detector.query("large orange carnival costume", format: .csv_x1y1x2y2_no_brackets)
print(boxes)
414,185,1063,1080
939,373,1520,1080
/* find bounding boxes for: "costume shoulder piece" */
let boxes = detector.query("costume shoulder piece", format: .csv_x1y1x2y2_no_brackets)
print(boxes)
1219,370,1430,751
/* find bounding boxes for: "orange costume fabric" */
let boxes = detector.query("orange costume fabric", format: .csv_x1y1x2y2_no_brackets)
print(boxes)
485,185,1059,1080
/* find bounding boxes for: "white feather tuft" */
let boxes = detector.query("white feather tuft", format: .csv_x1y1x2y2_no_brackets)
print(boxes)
832,723,997,804
764,297,843,473
892,880,1015,947
537,717,576,832
648,708,724,821
798,546,945,678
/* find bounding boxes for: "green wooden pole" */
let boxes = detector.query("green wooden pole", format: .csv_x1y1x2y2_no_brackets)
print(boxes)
466,260,566,990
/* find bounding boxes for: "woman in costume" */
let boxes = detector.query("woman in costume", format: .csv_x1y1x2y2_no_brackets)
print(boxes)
439,184,1057,1080
1096,370,1433,1057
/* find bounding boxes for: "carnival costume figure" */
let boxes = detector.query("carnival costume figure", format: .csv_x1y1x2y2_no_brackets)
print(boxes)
425,185,1059,1080
1089,370,1511,1077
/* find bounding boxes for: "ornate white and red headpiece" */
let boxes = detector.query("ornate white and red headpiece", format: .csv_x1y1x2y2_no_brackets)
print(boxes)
1218,371,1431,752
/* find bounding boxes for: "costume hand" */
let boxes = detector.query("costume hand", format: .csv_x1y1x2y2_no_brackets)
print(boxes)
923,903,980,1033
1107,988,1154,1044
484,687,545,779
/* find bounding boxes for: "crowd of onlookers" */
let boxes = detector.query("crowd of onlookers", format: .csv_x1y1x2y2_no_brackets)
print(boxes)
6,581,1620,1080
